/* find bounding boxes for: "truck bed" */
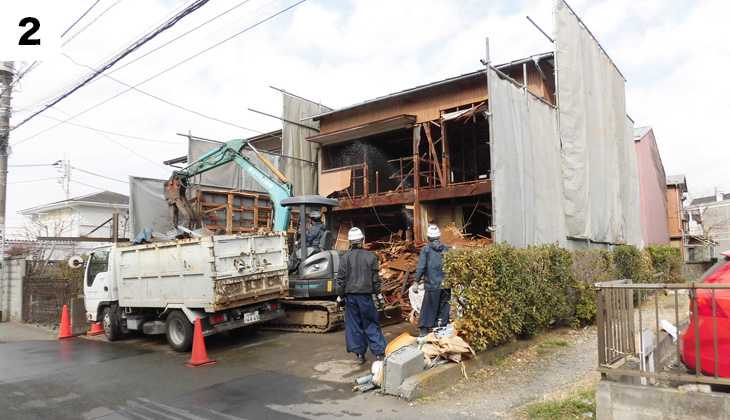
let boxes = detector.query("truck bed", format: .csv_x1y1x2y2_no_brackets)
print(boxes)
115,232,288,312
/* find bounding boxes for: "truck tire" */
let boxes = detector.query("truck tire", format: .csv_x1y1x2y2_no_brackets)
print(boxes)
102,306,122,342
166,311,194,352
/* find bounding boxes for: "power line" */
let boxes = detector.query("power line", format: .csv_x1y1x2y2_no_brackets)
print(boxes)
62,0,102,37
12,0,307,147
71,166,128,184
10,0,212,132
8,163,56,168
8,177,59,185
71,179,108,191
14,105,183,145
62,0,124,47
62,53,259,133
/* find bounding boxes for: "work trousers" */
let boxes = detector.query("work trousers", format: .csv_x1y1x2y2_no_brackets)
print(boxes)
418,288,451,329
344,294,386,356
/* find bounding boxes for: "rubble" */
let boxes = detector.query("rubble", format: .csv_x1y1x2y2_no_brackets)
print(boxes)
364,223,493,323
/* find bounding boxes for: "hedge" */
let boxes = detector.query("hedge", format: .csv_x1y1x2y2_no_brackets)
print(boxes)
444,243,681,351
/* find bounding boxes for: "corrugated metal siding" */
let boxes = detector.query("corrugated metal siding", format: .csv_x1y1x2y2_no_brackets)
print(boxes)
320,74,488,134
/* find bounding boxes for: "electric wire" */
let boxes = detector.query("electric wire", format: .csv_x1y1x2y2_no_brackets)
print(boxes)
14,106,182,145
62,0,102,37
71,166,129,184
44,107,171,172
62,53,259,133
71,179,110,191
8,177,59,185
62,0,124,47
10,0,212,132
12,0,308,147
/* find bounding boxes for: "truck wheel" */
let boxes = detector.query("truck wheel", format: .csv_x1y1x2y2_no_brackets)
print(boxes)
166,311,194,352
102,307,122,342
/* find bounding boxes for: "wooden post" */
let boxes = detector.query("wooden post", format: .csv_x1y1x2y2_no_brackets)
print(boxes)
227,193,234,233
413,125,422,241
441,121,450,186
112,212,119,243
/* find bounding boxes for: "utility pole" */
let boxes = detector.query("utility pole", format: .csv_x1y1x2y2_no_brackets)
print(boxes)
0,61,14,321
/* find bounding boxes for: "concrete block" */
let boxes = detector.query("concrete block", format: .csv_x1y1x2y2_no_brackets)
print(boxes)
595,381,613,420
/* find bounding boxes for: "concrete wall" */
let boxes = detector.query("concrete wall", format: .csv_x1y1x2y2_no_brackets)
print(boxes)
597,381,730,420
682,261,713,281
1,257,26,322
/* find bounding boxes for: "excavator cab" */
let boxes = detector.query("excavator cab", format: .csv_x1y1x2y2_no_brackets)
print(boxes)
281,195,343,298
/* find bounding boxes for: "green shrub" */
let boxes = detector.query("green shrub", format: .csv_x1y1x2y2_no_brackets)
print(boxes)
444,243,574,351
569,250,611,327
612,245,652,284
644,245,682,283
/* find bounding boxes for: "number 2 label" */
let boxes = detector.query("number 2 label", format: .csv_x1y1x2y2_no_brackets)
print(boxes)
19,17,41,46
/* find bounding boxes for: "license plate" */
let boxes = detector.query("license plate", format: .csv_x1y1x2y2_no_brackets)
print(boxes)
244,311,260,323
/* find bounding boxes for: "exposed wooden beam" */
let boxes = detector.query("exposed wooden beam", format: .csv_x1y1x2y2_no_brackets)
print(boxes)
335,192,416,211
423,122,445,187
419,181,491,201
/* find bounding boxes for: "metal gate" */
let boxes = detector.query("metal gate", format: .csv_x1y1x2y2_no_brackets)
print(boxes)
22,277,73,324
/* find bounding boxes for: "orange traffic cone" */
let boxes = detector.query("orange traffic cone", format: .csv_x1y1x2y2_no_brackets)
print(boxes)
185,317,216,367
87,322,104,336
56,305,75,340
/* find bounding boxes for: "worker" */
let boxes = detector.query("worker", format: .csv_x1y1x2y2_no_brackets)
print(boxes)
414,225,450,338
289,210,325,273
336,227,387,364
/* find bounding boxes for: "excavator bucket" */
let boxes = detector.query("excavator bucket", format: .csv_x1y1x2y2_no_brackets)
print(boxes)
163,178,200,229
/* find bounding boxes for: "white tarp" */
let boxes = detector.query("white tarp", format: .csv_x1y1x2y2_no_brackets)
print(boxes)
489,68,566,247
555,0,642,246
187,138,285,194
129,176,171,237
281,93,331,196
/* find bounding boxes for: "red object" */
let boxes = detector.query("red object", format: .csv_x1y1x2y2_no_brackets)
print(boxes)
87,322,104,336
679,251,730,378
56,305,75,340
185,317,216,368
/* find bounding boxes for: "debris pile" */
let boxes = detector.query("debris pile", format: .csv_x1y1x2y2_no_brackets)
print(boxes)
365,223,493,323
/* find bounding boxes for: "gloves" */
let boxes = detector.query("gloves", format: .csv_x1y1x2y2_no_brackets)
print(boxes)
336,296,345,308
376,293,386,309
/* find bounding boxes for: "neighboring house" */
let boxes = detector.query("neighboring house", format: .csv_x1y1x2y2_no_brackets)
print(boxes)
17,191,130,259
686,190,730,261
666,174,689,259
634,126,670,245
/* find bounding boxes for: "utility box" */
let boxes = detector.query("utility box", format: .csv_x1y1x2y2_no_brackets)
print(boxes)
382,345,424,395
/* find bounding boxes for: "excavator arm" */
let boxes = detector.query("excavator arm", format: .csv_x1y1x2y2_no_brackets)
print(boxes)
164,138,293,231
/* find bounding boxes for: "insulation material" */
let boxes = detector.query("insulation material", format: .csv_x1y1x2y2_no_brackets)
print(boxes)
282,93,331,196
129,176,171,237
489,69,566,247
319,169,351,197
555,0,641,245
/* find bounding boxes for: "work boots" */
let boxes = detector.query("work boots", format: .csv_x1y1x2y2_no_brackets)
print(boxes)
356,354,366,364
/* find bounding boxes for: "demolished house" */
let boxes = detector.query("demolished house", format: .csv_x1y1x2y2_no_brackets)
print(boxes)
127,1,645,322
304,1,642,250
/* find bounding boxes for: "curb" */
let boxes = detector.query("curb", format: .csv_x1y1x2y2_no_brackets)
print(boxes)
398,335,541,401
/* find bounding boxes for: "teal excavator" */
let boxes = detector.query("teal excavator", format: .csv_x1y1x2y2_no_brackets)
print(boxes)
164,138,345,332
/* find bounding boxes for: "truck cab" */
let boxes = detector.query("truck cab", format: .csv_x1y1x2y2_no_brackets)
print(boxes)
84,245,116,323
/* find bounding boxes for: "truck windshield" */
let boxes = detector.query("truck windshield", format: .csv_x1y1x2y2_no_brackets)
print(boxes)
87,251,109,287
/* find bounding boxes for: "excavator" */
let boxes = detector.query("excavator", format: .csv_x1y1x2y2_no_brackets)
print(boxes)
164,138,344,332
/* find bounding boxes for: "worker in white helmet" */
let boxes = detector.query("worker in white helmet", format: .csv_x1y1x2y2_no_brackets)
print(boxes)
335,227,386,364
414,225,450,337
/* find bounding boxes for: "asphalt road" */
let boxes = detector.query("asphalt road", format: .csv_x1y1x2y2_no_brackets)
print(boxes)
0,321,440,420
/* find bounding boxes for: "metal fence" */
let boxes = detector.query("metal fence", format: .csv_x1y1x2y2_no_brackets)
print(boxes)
596,280,730,386
22,277,73,324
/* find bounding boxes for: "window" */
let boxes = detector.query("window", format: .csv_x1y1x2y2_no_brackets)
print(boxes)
86,251,109,287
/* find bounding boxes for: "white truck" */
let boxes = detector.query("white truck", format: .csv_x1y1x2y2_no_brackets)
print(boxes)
83,232,288,351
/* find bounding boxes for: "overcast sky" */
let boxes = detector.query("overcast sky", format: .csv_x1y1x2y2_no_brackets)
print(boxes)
5,0,729,238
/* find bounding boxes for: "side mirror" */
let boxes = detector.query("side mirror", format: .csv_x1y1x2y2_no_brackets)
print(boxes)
68,255,84,269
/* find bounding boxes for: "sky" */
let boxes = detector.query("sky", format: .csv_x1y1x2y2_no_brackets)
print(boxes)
4,0,729,239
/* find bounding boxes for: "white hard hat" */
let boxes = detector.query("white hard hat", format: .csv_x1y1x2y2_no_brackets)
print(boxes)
348,227,364,241
309,210,321,219
427,225,441,239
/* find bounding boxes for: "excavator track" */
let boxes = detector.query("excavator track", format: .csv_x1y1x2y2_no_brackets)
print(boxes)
263,300,345,333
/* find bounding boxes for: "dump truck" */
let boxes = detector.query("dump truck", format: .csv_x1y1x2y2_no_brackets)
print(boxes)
83,231,288,351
